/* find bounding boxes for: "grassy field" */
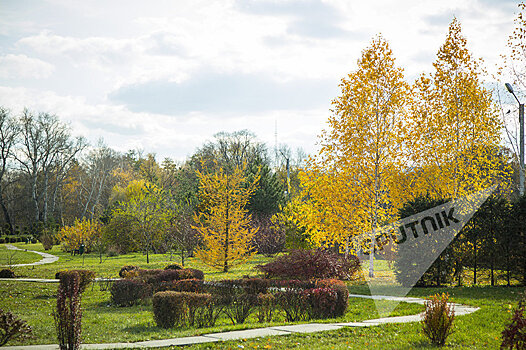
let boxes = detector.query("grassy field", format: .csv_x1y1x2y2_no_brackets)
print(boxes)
0,242,523,349
0,244,43,266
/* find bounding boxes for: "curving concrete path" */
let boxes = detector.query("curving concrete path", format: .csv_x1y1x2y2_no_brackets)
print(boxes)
1,244,59,267
1,294,479,350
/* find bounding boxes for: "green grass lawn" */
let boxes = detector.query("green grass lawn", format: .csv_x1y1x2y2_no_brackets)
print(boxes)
0,243,524,349
0,244,43,266
178,286,523,350
0,280,422,346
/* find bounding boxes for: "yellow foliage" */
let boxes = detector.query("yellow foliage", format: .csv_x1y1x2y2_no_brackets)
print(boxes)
57,218,102,253
301,35,409,256
408,18,511,199
193,166,260,272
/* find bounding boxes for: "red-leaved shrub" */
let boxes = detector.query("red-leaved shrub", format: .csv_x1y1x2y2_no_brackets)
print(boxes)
256,248,360,280
54,271,82,350
315,279,349,316
110,279,150,306
0,309,32,346
501,293,526,349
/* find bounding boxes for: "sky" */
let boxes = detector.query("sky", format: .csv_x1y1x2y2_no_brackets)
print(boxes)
0,0,521,162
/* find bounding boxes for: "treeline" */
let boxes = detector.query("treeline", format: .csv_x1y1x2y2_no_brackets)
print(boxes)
0,107,303,256
394,194,526,287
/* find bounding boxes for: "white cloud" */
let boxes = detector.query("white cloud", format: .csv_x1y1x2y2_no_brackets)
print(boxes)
0,54,54,79
0,86,324,161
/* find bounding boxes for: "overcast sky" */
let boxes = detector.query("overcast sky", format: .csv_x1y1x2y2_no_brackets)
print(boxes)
0,0,521,161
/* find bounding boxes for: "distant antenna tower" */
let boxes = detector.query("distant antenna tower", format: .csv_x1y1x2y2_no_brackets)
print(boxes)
274,119,278,169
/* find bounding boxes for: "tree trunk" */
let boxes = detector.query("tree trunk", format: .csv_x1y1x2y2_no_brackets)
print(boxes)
31,175,39,223
43,172,49,222
0,193,14,235
473,240,477,285
224,194,230,273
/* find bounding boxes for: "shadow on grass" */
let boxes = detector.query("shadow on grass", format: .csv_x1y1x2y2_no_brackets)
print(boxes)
122,323,160,334
33,293,56,300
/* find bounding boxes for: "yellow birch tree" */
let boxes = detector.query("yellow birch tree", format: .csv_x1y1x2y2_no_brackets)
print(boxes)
408,18,510,199
193,166,260,272
301,35,409,276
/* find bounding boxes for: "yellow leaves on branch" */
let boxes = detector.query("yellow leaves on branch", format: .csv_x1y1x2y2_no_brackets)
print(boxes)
410,18,510,199
193,165,260,272
302,35,408,255
295,19,511,256
57,218,102,253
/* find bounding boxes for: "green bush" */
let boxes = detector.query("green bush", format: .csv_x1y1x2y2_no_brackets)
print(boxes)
110,279,149,306
422,293,455,346
55,270,95,293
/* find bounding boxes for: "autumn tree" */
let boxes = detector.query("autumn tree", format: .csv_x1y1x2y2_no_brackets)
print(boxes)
301,35,409,276
193,166,259,272
57,218,102,255
408,18,509,199
497,2,526,195
191,130,285,216
109,181,171,263
0,108,18,234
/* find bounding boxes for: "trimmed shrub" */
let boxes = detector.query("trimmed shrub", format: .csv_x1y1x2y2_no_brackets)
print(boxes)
186,268,204,280
185,293,213,327
302,287,339,319
171,279,205,293
204,279,266,325
0,269,15,278
501,293,526,349
315,279,349,317
39,233,54,251
55,270,95,294
164,263,183,270
146,270,182,291
256,248,360,280
54,271,82,350
152,291,186,328
152,291,217,329
118,265,139,278
257,293,275,323
0,309,33,346
110,279,149,306
422,293,455,346
275,288,308,322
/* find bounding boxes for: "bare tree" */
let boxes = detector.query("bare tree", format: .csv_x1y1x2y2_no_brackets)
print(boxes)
15,109,86,227
0,108,19,234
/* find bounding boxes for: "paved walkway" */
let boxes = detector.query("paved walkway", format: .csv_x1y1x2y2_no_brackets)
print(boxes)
0,247,479,349
2,294,479,350
2,244,59,267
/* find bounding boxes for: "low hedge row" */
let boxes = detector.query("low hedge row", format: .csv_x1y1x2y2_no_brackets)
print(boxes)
0,235,36,244
151,278,350,328
111,266,205,306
